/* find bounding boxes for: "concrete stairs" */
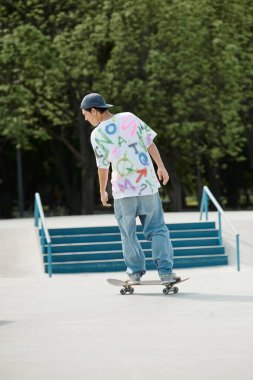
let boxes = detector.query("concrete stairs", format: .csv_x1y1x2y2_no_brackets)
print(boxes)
39,221,228,274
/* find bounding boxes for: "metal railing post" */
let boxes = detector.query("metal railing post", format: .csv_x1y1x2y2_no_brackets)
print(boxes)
236,234,240,272
200,193,204,220
199,186,240,272
41,229,45,254
48,243,52,277
205,192,208,221
34,193,53,277
218,211,222,245
34,200,39,227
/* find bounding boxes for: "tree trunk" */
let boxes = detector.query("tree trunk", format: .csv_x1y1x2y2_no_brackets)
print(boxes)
225,162,240,209
196,163,202,207
80,166,96,214
51,143,80,214
77,114,96,214
166,159,183,211
0,146,14,218
246,127,253,170
206,163,221,204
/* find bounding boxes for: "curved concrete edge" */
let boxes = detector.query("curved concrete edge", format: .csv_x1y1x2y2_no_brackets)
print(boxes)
0,219,44,278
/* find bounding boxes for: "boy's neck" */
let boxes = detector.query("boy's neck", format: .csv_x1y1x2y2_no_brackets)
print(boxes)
98,111,113,123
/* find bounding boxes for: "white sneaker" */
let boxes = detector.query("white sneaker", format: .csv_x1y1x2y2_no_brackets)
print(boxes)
160,273,181,285
126,272,142,285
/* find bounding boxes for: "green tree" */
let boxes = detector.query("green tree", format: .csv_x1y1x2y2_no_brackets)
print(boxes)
0,0,252,216
140,0,252,207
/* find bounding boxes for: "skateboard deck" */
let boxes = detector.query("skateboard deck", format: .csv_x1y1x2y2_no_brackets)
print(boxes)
107,278,189,295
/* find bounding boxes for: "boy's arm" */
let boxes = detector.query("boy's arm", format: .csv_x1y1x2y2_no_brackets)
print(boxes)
98,168,112,207
147,143,170,185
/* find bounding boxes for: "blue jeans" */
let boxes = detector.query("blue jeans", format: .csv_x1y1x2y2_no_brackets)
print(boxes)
114,192,174,277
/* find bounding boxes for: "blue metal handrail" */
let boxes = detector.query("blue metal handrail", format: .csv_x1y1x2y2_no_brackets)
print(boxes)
34,193,52,277
200,185,240,271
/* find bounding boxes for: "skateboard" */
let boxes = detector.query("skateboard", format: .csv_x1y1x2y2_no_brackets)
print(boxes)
107,278,189,295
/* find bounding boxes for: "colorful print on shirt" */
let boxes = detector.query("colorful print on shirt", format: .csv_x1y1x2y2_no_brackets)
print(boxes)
90,112,160,199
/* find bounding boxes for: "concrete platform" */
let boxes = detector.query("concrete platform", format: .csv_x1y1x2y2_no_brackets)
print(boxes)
0,212,253,380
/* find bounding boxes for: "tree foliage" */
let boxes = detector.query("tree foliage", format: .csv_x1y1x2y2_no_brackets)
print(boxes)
0,0,252,216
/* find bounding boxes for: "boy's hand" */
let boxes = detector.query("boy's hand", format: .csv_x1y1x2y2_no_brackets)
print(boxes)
100,190,112,207
157,166,170,185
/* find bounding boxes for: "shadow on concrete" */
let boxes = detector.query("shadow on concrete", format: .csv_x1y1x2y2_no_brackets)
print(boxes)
177,293,253,302
125,292,253,302
0,321,13,327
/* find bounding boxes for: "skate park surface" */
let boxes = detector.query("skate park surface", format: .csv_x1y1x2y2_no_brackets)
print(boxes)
0,211,253,380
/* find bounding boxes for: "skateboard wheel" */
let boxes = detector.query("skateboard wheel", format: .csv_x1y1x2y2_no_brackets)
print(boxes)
163,288,169,295
120,288,126,295
173,287,179,294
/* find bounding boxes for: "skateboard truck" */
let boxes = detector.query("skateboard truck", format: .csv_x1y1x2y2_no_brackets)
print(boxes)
119,282,179,295
120,285,134,295
162,283,179,295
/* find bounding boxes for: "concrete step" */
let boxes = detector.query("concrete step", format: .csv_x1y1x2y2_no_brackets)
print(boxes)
39,220,228,274
46,237,220,253
43,221,216,237
45,255,228,274
48,229,218,244
43,246,225,263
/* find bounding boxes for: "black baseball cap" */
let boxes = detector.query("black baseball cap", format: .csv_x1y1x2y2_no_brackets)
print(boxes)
80,93,113,110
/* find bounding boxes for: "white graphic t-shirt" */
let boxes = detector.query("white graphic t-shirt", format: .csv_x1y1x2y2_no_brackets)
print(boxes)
90,112,160,199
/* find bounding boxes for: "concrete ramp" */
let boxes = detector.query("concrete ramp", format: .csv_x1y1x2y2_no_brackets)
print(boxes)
0,218,44,277
207,211,253,268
